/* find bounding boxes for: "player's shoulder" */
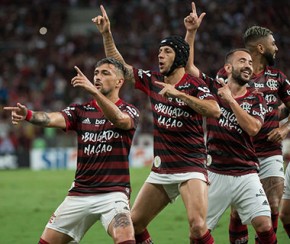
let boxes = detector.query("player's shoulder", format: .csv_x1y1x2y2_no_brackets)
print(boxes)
118,99,140,114
265,66,287,78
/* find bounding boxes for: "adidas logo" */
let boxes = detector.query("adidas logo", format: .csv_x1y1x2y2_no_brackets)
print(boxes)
262,200,269,206
82,118,91,124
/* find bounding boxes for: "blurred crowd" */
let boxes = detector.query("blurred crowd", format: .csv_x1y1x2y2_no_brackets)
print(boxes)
0,0,289,155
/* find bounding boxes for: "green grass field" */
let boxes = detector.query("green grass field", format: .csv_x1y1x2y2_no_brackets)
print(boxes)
0,167,288,243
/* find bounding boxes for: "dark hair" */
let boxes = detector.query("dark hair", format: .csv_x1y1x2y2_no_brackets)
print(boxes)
96,57,128,78
159,35,190,76
225,48,251,63
243,26,272,47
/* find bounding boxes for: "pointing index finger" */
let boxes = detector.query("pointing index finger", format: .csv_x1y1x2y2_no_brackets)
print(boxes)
74,66,85,77
100,5,108,19
155,81,165,87
218,78,226,87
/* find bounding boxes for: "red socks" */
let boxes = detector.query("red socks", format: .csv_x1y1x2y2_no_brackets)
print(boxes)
38,238,49,244
229,214,248,244
191,230,214,244
135,229,153,244
271,213,279,233
256,228,277,244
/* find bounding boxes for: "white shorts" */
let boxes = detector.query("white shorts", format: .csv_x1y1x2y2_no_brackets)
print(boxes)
46,192,131,243
207,172,271,230
146,171,207,202
282,164,290,200
258,155,285,179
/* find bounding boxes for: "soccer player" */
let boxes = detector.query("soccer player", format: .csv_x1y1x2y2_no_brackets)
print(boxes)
280,162,290,239
92,4,221,244
4,57,140,244
219,26,290,243
205,48,277,243
184,4,290,243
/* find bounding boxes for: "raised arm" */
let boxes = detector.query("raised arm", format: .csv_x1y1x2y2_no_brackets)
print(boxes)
92,5,135,84
184,2,206,77
71,66,135,130
4,103,66,129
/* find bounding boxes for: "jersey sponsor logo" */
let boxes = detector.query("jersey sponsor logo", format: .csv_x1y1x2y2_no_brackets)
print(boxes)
178,82,191,89
256,188,266,197
254,83,265,88
264,70,278,77
83,105,95,110
82,118,91,124
95,119,106,125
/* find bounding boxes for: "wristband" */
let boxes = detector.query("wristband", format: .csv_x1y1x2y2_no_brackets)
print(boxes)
25,110,33,121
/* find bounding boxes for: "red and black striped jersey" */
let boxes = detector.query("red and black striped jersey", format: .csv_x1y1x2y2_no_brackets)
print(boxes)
201,73,267,176
60,99,139,198
133,67,216,176
217,66,290,157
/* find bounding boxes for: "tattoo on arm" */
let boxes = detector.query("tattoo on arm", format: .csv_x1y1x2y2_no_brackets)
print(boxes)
113,213,131,229
126,69,135,84
184,97,208,116
30,112,51,126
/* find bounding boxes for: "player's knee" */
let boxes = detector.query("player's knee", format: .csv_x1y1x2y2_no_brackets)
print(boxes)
252,216,272,233
189,216,207,237
268,197,281,212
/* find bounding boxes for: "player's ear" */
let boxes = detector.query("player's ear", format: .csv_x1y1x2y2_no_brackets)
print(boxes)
224,63,232,75
257,43,265,54
116,78,124,88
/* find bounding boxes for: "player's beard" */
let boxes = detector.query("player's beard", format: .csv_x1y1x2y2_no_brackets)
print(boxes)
264,50,275,66
232,67,250,86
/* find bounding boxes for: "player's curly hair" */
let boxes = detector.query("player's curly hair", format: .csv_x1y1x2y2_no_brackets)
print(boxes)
243,26,273,47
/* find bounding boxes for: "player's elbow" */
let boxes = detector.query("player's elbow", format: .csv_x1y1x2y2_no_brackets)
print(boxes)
207,102,221,119
111,116,133,130
246,123,262,137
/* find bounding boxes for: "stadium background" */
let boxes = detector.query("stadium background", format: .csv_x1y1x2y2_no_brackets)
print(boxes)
0,0,289,169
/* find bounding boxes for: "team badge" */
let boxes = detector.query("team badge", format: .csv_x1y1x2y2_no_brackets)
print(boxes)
153,156,161,167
